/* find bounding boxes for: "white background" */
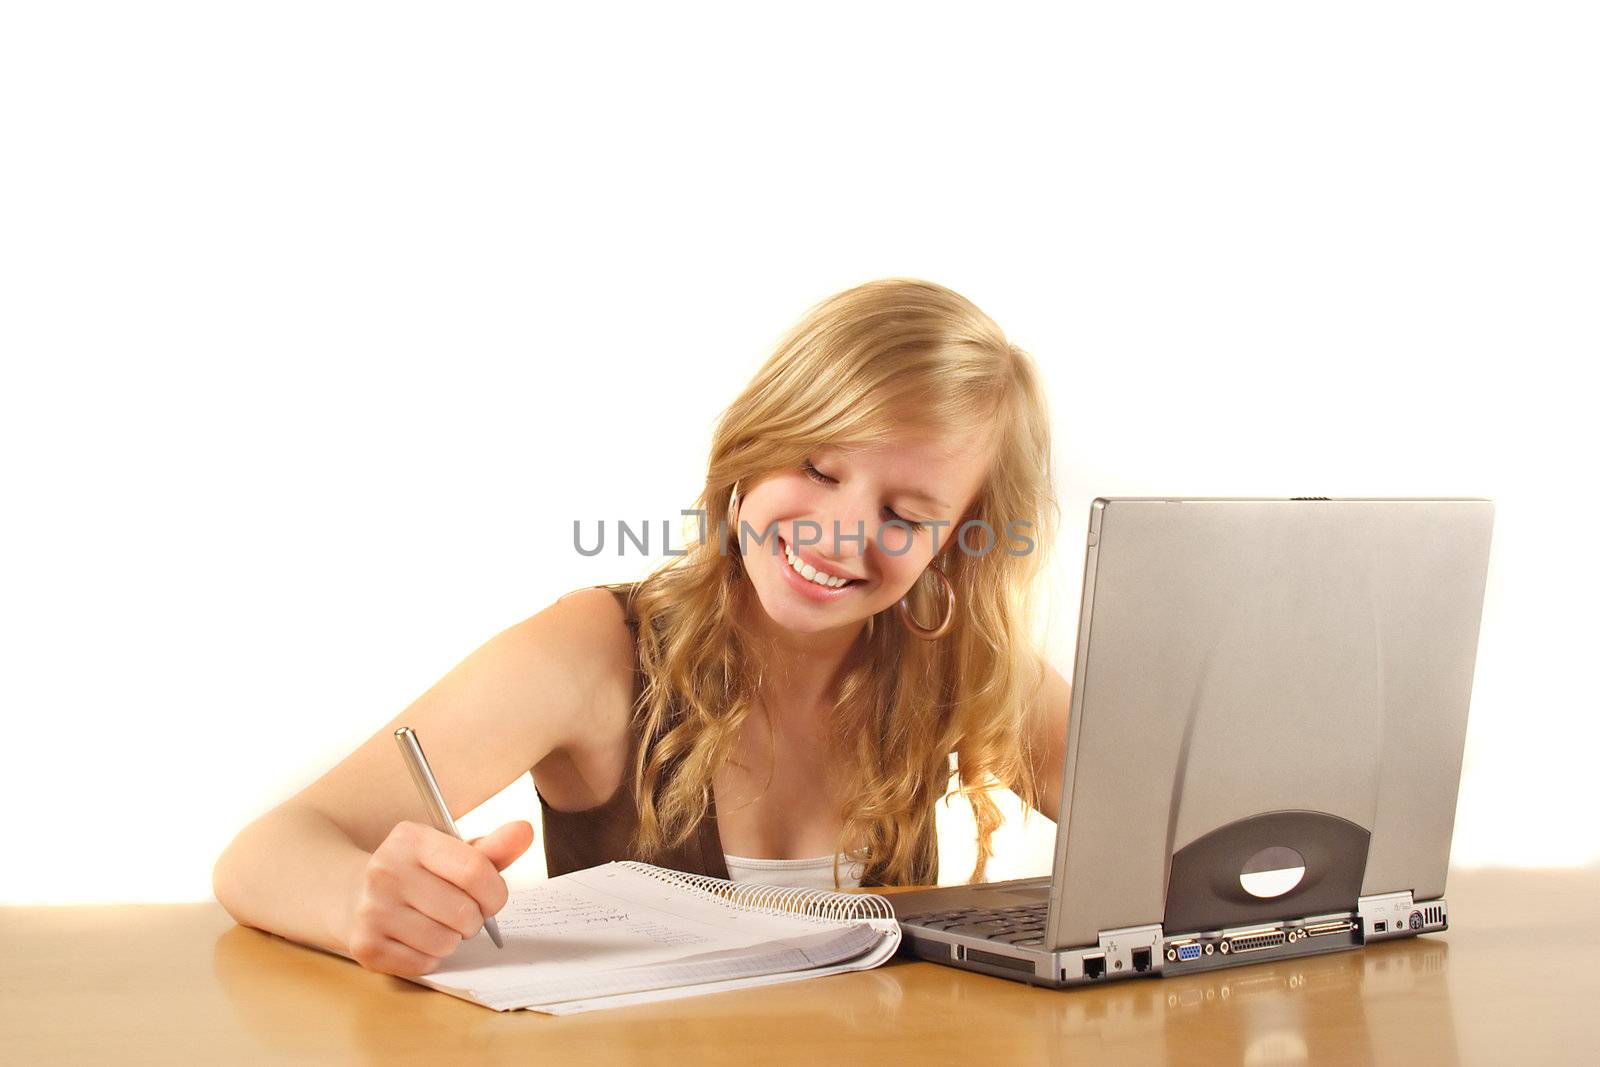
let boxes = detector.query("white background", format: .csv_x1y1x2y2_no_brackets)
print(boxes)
2,2,1595,904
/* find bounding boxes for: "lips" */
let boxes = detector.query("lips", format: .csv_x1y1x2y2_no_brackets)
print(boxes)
779,535,863,586
773,535,864,600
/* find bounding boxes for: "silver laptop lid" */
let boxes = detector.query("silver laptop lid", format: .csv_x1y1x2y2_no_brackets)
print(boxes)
1045,498,1494,951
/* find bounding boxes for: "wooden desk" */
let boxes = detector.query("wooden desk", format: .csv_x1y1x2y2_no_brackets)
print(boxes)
3,867,1595,1065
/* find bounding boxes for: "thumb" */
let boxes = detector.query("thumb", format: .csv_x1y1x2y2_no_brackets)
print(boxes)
468,820,536,872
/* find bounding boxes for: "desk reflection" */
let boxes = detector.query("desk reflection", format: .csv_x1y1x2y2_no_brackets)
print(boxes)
6,866,1573,1064
876,938,1453,1066
211,923,912,1064
211,924,1454,1066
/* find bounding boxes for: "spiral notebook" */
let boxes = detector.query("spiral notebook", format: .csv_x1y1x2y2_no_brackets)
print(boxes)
343,860,902,1014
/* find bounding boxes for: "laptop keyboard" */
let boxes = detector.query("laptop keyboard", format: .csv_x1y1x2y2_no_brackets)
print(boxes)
897,901,1048,947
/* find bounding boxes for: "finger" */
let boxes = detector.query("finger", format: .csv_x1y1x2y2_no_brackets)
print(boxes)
473,821,535,872
416,833,507,919
352,930,445,977
466,820,533,847
382,902,468,960
399,864,486,938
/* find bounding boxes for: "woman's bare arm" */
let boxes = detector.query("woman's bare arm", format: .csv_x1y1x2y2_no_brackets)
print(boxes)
211,587,632,957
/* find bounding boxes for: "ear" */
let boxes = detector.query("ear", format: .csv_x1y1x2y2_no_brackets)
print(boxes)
938,508,978,562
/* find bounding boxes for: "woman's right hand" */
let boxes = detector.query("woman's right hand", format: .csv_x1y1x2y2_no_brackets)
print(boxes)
342,819,535,976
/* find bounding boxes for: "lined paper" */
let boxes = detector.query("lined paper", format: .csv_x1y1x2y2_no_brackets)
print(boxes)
523,918,903,1015
404,862,900,1012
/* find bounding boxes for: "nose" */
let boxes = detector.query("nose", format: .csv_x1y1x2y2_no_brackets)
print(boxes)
815,490,878,566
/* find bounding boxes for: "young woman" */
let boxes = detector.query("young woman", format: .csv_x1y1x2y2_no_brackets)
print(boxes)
213,277,1074,978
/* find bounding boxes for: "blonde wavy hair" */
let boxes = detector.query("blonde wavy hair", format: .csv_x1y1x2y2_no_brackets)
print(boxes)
616,277,1059,888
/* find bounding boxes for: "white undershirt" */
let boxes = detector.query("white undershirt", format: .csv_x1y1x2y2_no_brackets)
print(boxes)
722,852,866,890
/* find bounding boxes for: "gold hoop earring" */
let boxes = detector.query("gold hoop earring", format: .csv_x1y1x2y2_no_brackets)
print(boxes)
897,563,956,640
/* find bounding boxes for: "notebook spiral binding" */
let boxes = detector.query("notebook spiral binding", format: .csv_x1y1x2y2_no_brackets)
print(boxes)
619,861,895,923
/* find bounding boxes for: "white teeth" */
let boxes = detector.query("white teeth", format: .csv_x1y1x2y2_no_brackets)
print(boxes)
783,540,851,589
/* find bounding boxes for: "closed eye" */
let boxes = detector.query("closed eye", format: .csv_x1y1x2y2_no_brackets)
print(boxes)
801,458,928,532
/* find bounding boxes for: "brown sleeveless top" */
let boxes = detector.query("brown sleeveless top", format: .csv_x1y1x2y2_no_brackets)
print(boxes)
533,582,940,888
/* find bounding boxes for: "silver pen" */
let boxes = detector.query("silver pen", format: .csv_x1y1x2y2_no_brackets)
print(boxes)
393,726,505,949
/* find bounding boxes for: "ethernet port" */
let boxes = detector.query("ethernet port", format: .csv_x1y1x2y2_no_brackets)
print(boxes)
1132,947,1152,973
1083,954,1107,980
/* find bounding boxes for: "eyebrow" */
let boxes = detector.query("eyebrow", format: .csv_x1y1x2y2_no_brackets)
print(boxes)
900,488,951,514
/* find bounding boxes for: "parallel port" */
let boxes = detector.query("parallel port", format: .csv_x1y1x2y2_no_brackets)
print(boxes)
1223,930,1287,954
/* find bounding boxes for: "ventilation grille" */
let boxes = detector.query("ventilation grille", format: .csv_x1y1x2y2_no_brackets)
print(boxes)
964,947,1034,973
1425,905,1445,925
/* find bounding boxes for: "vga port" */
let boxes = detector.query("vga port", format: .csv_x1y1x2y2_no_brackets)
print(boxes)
1175,942,1201,962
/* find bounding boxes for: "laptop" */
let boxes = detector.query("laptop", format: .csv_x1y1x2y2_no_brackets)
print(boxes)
890,497,1495,986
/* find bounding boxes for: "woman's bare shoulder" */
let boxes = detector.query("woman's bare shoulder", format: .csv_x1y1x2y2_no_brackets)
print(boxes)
272,584,640,853
535,584,636,696
523,585,640,808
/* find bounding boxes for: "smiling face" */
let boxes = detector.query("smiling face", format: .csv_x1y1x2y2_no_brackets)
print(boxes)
734,428,998,636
